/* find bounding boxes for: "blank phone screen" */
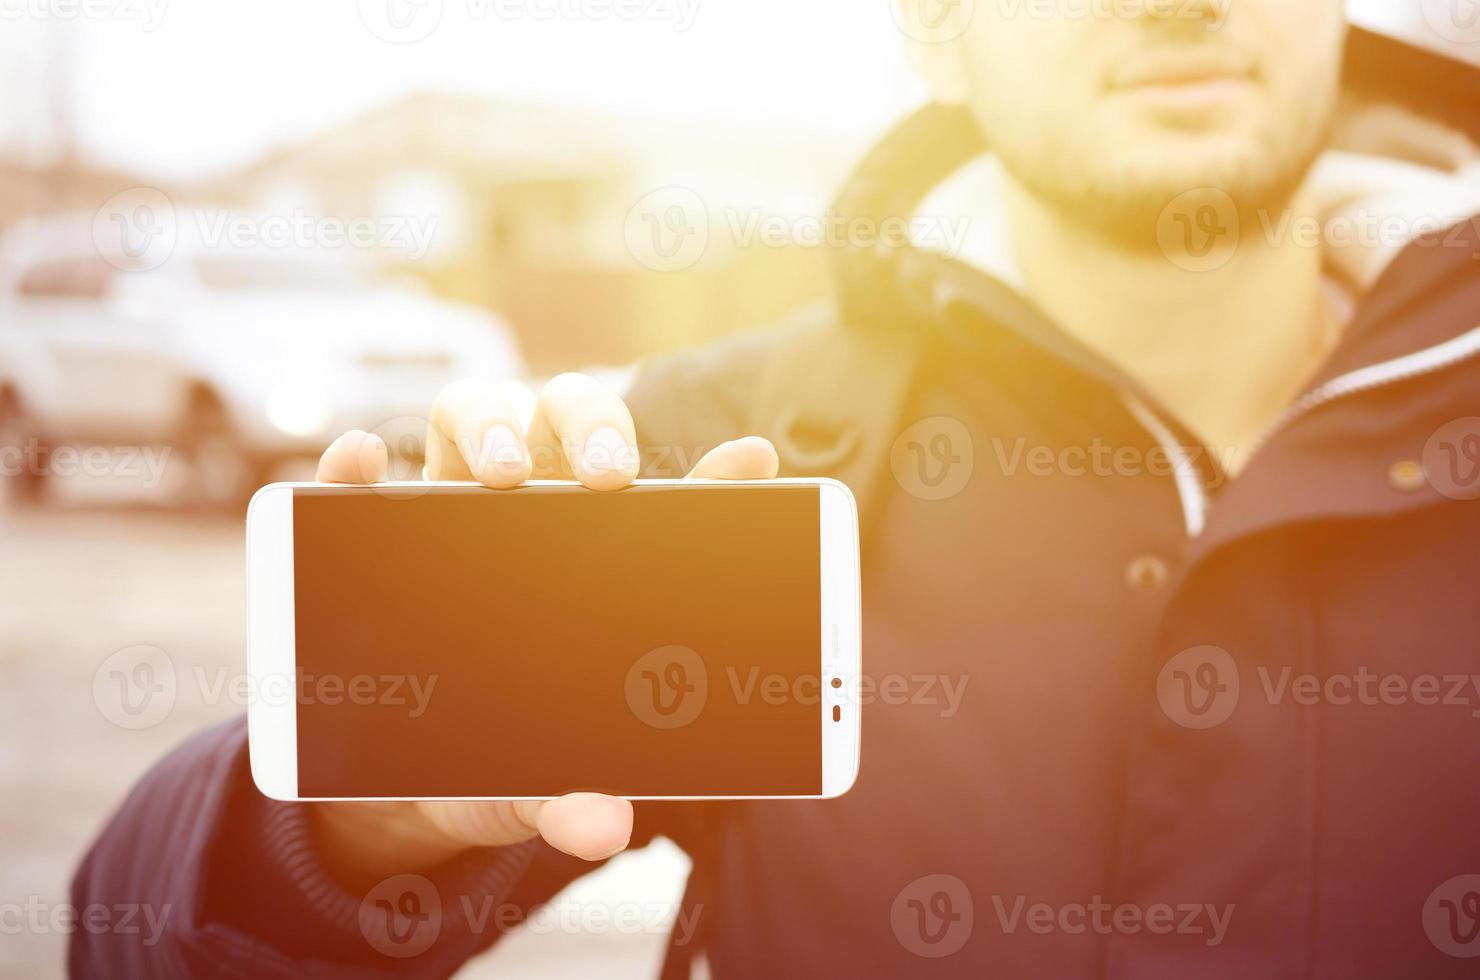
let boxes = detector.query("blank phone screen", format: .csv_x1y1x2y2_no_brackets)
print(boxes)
291,485,823,797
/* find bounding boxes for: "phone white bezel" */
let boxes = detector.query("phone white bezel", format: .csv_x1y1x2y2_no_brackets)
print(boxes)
246,479,861,802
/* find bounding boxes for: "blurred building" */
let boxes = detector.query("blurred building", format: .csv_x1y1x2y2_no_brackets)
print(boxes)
214,92,863,371
0,159,152,233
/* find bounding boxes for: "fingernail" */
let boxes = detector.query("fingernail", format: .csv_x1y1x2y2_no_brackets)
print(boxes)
327,430,359,454
593,841,629,861
478,425,527,479
358,433,387,477
582,426,637,476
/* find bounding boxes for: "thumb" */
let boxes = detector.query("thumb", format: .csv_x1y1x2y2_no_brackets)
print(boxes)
532,794,635,861
685,436,779,480
417,795,634,862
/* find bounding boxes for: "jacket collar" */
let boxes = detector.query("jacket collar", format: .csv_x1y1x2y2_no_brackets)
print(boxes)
827,49,1480,549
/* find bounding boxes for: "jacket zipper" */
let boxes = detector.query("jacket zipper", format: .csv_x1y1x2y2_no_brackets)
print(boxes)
1244,322,1480,464
1130,322,1480,538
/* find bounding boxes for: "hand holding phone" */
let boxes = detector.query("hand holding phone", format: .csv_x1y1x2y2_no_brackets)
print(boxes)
256,374,855,884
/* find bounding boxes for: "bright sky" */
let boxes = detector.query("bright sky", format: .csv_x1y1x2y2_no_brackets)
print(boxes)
2,0,926,181
0,1,1460,182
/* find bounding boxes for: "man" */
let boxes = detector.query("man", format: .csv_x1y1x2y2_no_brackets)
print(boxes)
73,2,1480,977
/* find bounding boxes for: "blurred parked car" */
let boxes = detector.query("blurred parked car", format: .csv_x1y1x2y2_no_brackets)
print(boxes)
0,212,524,506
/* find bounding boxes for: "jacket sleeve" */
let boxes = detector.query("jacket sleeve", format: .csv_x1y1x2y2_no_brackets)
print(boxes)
70,717,715,979
69,717,540,978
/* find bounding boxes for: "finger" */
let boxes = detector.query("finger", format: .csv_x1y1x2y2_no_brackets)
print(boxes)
316,430,388,484
412,801,535,852
685,436,779,480
525,373,639,491
413,794,633,862
426,380,531,488
531,794,634,861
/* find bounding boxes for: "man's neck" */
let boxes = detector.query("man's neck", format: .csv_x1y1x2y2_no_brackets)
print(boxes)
1001,173,1335,474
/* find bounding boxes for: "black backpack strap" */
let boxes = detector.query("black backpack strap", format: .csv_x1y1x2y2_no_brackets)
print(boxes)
747,102,978,527
829,103,984,333
750,313,925,537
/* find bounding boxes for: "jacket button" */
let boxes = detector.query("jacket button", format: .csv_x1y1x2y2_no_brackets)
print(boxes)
1389,460,1426,492
1125,555,1169,593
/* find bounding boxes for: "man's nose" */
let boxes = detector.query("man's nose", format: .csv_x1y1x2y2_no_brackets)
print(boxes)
1136,0,1230,33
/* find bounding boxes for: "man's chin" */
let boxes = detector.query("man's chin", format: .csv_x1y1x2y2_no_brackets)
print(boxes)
1097,121,1272,190
1014,132,1313,253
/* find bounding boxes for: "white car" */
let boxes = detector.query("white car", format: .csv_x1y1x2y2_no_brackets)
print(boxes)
0,213,524,505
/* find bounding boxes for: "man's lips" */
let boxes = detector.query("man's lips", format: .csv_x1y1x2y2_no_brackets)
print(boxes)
1105,50,1256,111
1107,50,1256,92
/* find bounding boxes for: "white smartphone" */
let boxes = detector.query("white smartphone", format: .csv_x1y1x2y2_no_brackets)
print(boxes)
246,479,861,802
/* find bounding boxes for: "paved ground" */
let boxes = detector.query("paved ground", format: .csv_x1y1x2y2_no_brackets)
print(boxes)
0,497,686,978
